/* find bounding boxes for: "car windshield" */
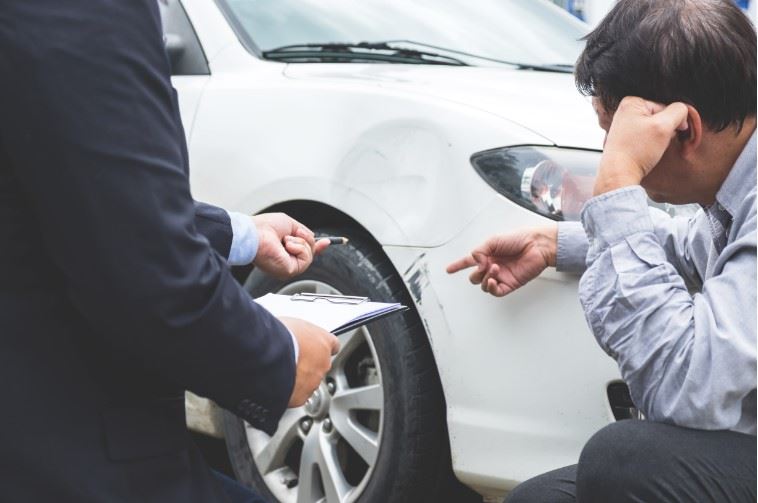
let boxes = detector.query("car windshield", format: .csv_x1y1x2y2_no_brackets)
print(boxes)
221,0,588,67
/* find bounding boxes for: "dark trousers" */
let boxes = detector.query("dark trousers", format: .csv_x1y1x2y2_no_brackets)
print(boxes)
506,420,756,503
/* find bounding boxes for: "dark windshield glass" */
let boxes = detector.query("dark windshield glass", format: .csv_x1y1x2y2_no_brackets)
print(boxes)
222,0,588,66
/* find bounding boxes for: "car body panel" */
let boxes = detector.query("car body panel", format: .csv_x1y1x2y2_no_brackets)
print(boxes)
172,75,209,140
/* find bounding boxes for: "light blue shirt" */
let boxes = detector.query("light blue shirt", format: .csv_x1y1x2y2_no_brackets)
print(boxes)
557,132,757,435
227,211,299,362
227,211,260,266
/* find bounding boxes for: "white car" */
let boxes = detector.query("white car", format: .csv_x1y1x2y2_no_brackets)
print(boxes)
160,0,648,501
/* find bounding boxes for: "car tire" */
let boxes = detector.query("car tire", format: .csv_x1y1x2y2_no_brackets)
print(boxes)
222,227,472,503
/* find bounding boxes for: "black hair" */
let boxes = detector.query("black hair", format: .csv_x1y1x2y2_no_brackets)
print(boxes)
576,0,756,131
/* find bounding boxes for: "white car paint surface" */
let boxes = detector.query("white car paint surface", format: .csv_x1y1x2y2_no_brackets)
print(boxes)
172,0,622,498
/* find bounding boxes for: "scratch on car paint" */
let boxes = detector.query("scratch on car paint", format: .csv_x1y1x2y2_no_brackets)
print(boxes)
404,253,430,305
403,252,447,318
402,253,451,356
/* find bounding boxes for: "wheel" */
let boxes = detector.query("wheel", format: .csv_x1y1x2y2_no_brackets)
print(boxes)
222,228,459,503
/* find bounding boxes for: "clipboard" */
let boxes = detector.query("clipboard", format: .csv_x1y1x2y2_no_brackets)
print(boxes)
290,293,368,305
255,292,408,335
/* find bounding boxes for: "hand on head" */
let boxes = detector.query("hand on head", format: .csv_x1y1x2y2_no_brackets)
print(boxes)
252,213,331,279
594,97,691,195
446,226,558,297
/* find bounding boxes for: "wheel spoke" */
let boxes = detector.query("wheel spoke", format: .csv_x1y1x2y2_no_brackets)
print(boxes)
330,408,380,466
330,385,382,465
332,383,382,411
330,384,384,466
317,433,352,502
297,430,320,503
254,408,304,474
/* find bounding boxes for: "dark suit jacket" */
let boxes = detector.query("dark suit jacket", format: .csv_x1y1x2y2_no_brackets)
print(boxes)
0,1,295,501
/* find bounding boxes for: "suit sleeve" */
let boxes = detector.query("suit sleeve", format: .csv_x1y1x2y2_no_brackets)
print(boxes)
194,201,234,259
0,0,294,434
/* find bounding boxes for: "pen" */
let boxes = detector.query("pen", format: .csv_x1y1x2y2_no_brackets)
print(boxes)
319,236,349,245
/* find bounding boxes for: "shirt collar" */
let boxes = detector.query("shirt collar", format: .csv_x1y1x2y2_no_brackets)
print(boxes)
715,130,757,217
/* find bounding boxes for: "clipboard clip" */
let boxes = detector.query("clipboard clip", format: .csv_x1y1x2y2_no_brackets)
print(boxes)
290,293,368,305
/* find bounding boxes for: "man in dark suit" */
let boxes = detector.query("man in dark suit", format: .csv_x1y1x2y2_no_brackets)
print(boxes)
0,0,339,501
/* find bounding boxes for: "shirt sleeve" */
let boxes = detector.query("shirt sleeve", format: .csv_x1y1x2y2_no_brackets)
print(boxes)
556,207,709,289
647,207,708,290
227,211,260,266
556,222,589,273
579,186,756,430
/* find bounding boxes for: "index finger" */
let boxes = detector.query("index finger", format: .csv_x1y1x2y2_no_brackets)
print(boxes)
446,254,477,274
642,99,689,131
642,99,667,115
656,102,690,133
295,226,317,248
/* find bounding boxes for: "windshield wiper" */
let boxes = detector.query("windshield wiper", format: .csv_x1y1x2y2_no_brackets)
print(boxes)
262,42,469,66
514,63,575,73
376,40,575,73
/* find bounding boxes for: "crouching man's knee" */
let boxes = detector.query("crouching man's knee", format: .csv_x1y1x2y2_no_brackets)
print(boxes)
576,420,660,503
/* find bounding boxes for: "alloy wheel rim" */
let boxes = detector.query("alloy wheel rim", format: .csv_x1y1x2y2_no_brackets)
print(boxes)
244,280,384,503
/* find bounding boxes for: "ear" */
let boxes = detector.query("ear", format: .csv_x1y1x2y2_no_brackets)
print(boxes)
677,105,702,158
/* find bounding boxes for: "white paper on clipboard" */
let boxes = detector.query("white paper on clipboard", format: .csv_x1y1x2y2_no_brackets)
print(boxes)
255,293,407,334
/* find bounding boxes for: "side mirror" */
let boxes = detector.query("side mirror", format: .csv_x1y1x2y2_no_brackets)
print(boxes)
164,33,186,70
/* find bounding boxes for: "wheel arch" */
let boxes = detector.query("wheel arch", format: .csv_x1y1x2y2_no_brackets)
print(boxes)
253,199,451,409
259,199,373,241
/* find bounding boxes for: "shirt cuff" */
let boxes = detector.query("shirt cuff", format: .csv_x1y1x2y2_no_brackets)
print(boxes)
581,186,654,257
227,211,259,266
287,328,299,364
556,222,589,273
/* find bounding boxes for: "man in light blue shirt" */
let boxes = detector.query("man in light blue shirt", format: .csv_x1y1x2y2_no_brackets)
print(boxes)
449,0,756,501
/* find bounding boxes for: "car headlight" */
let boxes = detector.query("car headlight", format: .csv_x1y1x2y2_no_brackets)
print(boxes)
471,146,600,221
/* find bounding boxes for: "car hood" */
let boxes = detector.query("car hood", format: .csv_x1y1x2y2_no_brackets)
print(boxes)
283,64,605,150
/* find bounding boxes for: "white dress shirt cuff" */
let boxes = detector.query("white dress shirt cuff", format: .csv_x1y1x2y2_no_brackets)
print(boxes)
227,211,259,266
